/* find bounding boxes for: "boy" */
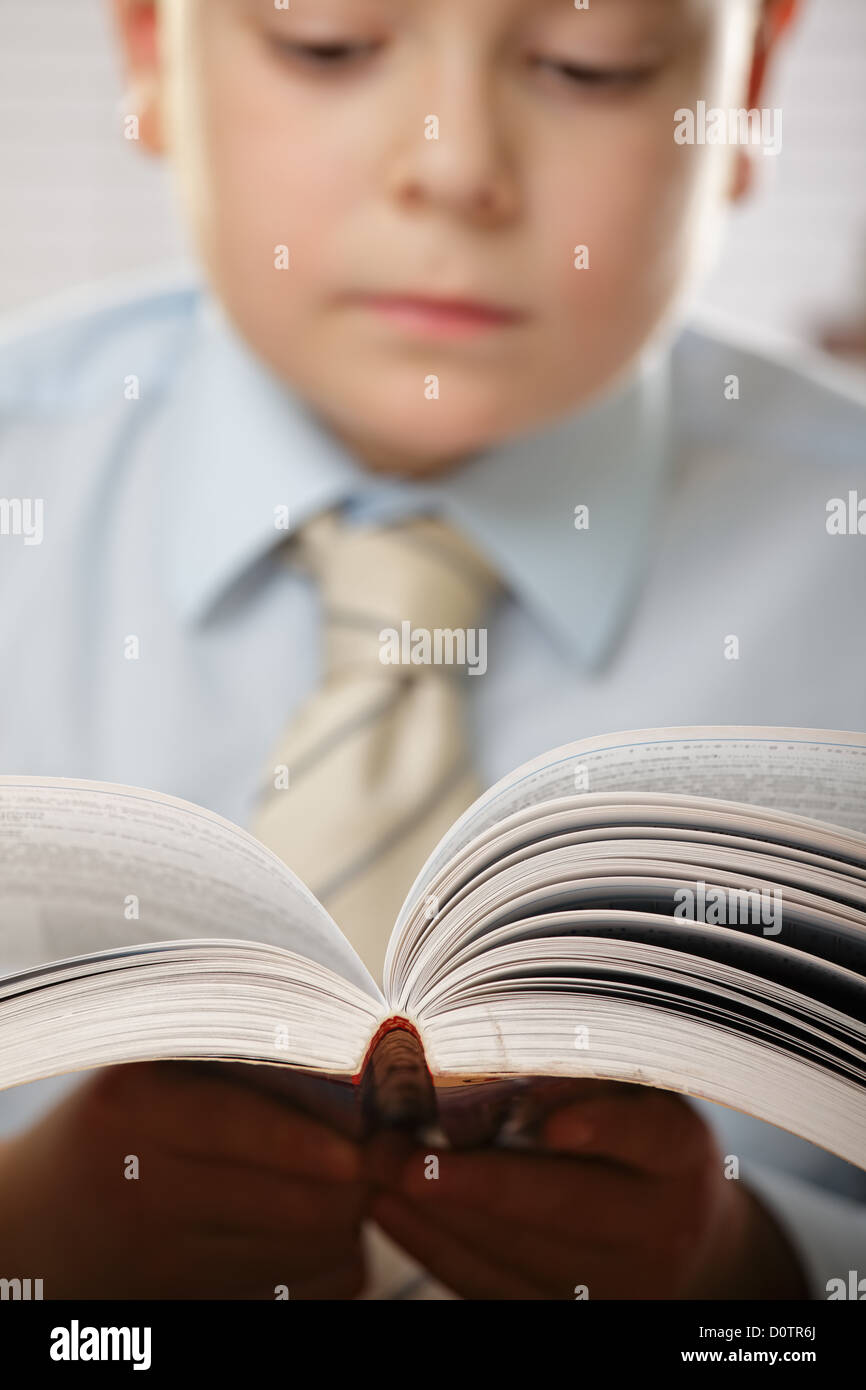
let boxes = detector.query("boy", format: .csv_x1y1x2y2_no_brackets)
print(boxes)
0,0,864,1299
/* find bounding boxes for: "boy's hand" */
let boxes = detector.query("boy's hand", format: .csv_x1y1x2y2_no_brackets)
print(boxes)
369,1081,810,1299
0,1061,368,1299
0,1068,811,1300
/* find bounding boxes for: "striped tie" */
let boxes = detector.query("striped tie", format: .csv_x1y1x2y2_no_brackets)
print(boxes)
251,506,502,981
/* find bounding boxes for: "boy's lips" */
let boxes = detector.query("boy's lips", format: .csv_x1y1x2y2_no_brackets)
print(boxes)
344,289,529,339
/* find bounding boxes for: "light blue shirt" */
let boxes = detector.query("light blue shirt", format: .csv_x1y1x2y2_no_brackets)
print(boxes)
1,266,865,1296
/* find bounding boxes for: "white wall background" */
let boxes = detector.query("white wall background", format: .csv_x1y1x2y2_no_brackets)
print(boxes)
1,0,864,344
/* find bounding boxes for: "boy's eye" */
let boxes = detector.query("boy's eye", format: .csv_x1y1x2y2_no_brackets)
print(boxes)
533,57,658,90
268,39,380,69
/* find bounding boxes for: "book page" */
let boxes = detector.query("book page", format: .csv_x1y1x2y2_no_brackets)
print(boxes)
417,936,866,1169
396,727,866,933
0,777,380,999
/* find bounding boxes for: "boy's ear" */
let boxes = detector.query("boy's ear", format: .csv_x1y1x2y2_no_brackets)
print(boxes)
109,0,164,156
729,0,799,203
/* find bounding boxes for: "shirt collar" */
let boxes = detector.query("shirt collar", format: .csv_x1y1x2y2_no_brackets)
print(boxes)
160,288,675,673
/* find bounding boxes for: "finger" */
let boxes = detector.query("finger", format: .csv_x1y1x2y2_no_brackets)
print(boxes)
540,1089,713,1175
171,1165,369,1239
91,1062,362,1182
498,1078,634,1140
390,1197,682,1299
384,1197,685,1299
394,1147,648,1244
158,1233,366,1299
390,1192,625,1298
362,1130,417,1189
207,1233,362,1291
371,1194,544,1299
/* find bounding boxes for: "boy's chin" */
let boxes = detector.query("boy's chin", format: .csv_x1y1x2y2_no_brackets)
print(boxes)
333,433,482,480
316,403,520,479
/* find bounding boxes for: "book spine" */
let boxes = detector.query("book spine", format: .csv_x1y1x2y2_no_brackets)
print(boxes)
356,1017,437,1131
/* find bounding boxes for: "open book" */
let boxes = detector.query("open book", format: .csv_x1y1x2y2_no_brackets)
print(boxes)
2,726,865,1166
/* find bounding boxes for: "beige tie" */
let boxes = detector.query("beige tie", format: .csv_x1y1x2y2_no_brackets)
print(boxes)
252,506,502,979
251,507,501,1300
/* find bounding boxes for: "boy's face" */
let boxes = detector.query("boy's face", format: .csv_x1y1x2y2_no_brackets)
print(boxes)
118,0,786,475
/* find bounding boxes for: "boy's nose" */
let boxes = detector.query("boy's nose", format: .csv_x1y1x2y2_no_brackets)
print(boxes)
384,87,521,225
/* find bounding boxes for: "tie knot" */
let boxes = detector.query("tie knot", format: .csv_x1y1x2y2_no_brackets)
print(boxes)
296,509,501,677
